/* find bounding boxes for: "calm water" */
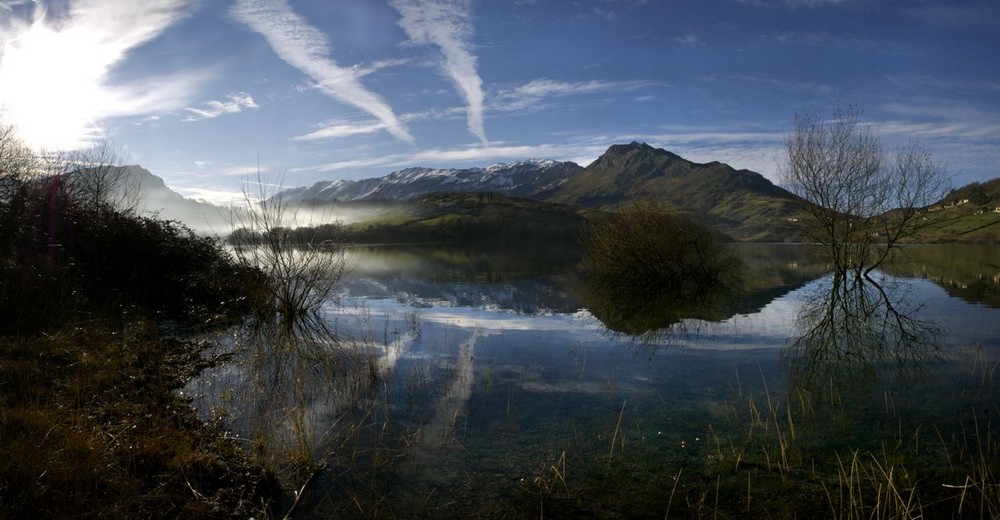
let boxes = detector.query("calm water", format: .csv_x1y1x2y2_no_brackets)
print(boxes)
187,243,1000,518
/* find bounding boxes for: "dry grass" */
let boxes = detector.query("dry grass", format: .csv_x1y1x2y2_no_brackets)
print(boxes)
693,359,1000,520
0,323,279,519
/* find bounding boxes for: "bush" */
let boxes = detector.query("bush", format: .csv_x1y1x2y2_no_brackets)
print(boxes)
0,179,265,333
580,202,738,299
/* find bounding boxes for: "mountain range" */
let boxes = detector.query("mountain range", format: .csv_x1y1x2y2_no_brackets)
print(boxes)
103,142,998,243
277,159,583,204
275,142,806,241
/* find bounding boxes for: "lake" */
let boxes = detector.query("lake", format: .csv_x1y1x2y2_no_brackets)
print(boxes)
185,243,1000,518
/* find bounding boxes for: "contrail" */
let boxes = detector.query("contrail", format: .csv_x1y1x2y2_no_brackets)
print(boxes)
391,0,487,144
231,0,414,143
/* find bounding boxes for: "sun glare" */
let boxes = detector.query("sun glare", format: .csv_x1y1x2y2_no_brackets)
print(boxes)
0,20,115,150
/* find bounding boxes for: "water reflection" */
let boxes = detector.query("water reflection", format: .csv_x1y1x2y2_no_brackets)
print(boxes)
886,244,1000,308
184,243,1000,517
785,272,945,394
574,272,736,337
187,311,389,502
574,243,828,340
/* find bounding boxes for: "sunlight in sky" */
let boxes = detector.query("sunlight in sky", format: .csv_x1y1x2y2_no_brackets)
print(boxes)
0,23,110,149
0,0,198,151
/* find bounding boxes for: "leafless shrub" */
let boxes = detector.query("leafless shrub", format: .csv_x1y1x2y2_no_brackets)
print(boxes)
0,119,36,202
228,171,349,327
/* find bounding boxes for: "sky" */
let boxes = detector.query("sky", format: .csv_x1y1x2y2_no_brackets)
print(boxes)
0,0,997,205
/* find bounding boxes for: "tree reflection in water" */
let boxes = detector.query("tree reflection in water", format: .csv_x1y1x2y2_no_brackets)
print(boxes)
576,273,737,344
785,272,945,395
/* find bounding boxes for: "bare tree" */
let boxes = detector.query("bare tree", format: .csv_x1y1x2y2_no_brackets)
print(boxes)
228,171,349,328
0,119,36,202
781,106,949,277
58,134,142,213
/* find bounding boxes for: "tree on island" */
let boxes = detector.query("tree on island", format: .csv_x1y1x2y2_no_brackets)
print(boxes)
780,105,949,278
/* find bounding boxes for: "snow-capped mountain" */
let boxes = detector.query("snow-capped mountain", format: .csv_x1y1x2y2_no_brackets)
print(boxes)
275,159,583,203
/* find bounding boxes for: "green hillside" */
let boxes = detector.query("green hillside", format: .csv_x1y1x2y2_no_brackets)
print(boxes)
548,142,808,241
914,178,1000,244
341,192,597,245
293,144,1000,245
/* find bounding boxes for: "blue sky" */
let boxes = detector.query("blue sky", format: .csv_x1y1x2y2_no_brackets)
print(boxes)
0,0,997,204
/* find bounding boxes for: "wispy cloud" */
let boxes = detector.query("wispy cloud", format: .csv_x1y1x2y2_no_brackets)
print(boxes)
230,0,414,143
580,0,650,21
292,121,387,142
674,33,705,48
291,139,613,174
904,3,999,28
703,73,834,96
593,7,618,20
390,0,487,144
883,75,1000,94
0,0,35,11
875,104,1000,187
183,92,258,121
767,31,912,54
291,106,468,143
219,164,271,176
290,156,400,174
347,58,410,78
0,0,200,150
879,102,1000,141
493,78,655,111
406,144,572,163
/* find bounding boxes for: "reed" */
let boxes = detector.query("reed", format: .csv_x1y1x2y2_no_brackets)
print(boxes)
692,352,1000,519
608,399,627,464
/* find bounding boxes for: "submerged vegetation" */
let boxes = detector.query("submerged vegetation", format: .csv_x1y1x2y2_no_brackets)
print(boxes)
781,106,950,276
580,202,738,296
227,173,349,325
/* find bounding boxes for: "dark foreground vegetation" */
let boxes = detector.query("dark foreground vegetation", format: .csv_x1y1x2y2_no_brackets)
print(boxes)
0,174,279,516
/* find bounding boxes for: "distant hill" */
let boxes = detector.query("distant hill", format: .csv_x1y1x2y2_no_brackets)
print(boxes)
914,178,1000,243
545,142,806,241
65,165,229,233
339,192,595,245
276,159,583,204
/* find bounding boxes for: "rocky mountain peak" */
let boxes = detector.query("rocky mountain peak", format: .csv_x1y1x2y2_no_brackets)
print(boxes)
593,142,681,169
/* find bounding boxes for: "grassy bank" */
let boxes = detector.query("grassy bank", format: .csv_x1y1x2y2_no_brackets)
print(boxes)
0,323,280,518
0,177,279,518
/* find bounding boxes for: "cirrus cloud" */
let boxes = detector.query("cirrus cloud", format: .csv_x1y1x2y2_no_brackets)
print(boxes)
231,0,414,143
390,0,488,144
183,92,259,122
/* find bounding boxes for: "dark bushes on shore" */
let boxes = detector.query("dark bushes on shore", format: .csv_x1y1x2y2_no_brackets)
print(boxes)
0,163,279,517
0,178,266,333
